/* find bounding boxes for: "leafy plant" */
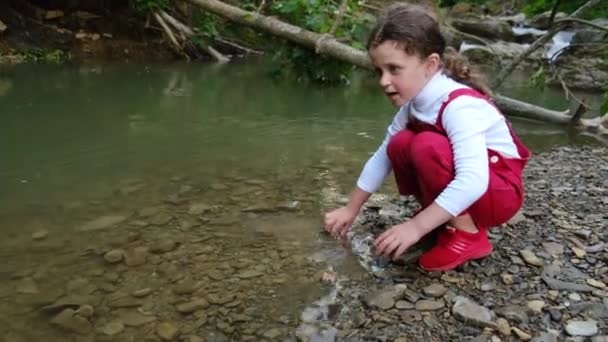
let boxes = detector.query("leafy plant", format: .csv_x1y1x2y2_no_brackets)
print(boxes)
522,0,608,19
601,91,608,115
267,0,375,84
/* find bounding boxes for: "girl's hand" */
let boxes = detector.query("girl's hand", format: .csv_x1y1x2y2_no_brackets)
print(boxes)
374,221,424,260
324,206,358,239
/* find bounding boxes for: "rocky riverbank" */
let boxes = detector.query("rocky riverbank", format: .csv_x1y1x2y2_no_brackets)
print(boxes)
317,145,608,341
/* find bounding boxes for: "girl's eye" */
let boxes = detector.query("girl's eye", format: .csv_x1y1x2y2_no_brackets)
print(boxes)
388,65,401,74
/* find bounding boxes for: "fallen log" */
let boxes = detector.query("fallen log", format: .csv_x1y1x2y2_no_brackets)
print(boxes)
185,0,607,134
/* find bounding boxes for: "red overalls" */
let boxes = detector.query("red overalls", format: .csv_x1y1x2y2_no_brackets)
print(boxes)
386,88,531,228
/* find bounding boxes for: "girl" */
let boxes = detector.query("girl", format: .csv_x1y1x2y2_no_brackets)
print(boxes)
324,3,530,272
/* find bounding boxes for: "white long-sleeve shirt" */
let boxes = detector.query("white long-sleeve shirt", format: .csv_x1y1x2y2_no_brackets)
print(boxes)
357,71,520,216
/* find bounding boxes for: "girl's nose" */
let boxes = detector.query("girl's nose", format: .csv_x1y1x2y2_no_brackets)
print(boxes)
379,72,390,88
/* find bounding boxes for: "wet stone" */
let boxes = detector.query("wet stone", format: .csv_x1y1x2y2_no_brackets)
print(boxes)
156,322,179,341
496,305,529,323
173,279,199,295
132,288,152,298
520,250,544,266
176,299,209,314
496,318,511,336
452,296,493,327
415,299,444,311
150,240,178,254
207,293,236,305
124,247,147,266
364,285,407,310
116,311,157,327
395,300,415,310
104,249,124,263
32,230,48,240
422,283,447,297
101,321,124,336
237,270,264,279
565,320,598,337
50,308,92,334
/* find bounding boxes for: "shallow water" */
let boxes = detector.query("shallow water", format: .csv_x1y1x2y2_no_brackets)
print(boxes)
0,60,603,341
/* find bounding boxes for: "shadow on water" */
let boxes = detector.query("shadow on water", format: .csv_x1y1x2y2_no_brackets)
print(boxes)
0,60,603,341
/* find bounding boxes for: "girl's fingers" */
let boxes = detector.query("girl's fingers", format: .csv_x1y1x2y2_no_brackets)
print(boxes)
382,239,400,258
374,229,392,247
375,232,394,255
393,243,409,260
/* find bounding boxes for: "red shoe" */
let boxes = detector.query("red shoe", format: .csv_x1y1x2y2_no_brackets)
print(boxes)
419,227,493,271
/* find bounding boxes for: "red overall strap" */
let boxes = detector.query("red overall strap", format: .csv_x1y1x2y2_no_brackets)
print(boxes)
436,88,531,161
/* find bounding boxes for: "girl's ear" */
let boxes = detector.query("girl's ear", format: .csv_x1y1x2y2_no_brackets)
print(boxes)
425,53,441,75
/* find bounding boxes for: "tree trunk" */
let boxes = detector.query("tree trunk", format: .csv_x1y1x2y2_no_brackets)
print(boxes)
185,0,607,134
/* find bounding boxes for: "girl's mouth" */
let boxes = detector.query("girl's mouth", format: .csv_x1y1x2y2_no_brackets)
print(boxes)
386,91,399,98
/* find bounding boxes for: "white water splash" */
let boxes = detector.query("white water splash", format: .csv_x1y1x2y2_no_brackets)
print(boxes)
546,30,576,62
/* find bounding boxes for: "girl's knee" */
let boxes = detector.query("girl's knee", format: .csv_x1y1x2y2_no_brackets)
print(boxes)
409,131,451,165
387,130,416,161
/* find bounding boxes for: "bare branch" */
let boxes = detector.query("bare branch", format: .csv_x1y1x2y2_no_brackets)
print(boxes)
548,0,562,28
154,12,182,50
160,9,229,63
553,17,608,32
570,103,587,126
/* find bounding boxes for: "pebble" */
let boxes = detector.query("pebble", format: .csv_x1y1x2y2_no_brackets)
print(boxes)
132,288,152,297
32,230,48,240
150,240,178,254
117,311,157,327
542,242,565,256
364,285,407,310
422,283,447,297
511,327,532,341
496,305,529,324
569,293,582,301
496,318,511,336
587,279,606,289
102,321,125,336
76,305,94,318
592,337,608,342
527,300,545,313
565,320,598,336
415,299,444,311
451,296,493,327
395,300,414,310
188,203,212,215
50,308,92,334
104,249,124,263
173,280,199,295
481,281,497,291
572,247,587,258
80,215,126,231
263,328,282,339
549,308,562,322
176,299,209,313
520,250,544,266
156,322,179,341
124,247,147,266
501,273,514,285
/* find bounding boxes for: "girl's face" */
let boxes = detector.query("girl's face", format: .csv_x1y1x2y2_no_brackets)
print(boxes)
369,40,439,107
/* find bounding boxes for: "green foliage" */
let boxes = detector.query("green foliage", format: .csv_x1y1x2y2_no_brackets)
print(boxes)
529,65,546,89
191,10,221,47
522,0,608,20
270,43,354,84
266,0,375,84
22,49,69,63
601,92,608,115
129,0,168,13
